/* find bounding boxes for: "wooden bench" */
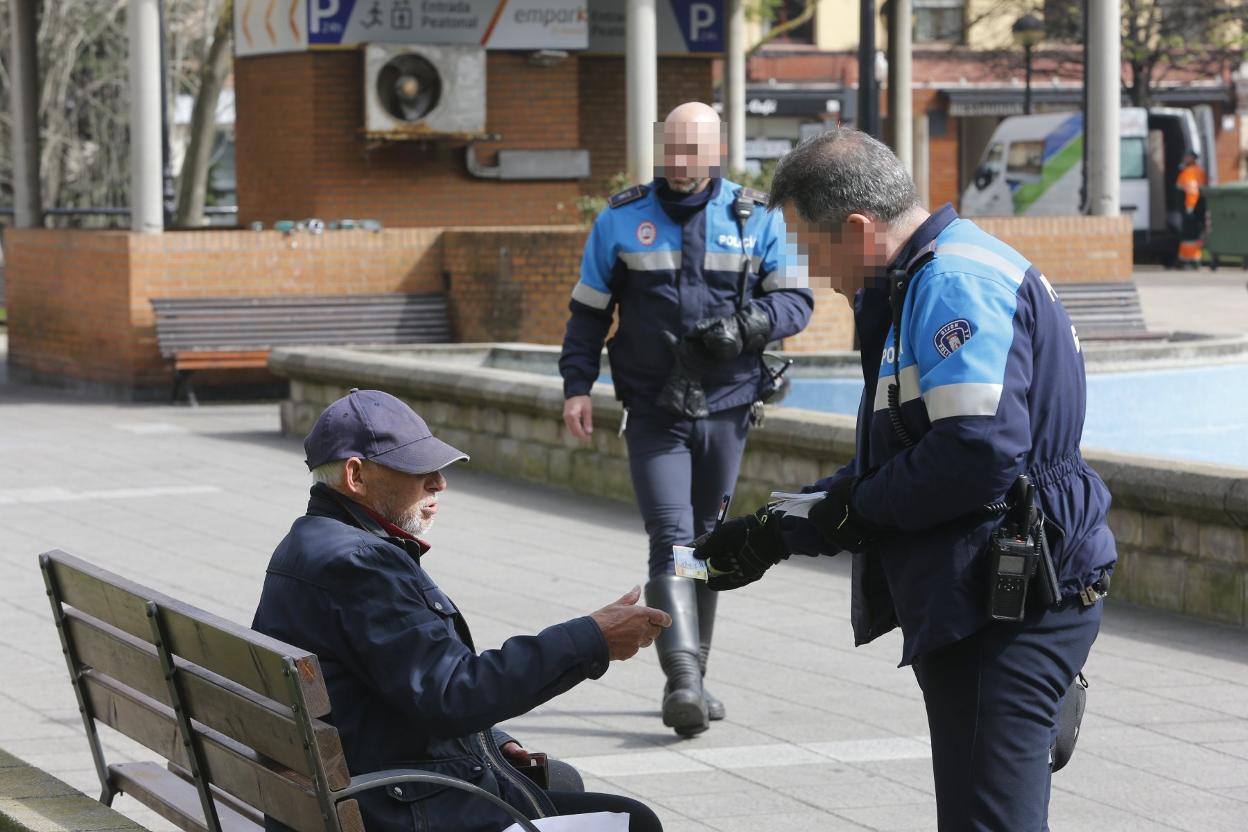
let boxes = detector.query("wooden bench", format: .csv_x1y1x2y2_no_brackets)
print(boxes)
39,550,540,832
151,294,452,404
1053,281,1159,341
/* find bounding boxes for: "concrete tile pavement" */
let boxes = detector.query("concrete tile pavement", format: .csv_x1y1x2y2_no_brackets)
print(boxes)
1133,266,1248,336
0,376,1246,830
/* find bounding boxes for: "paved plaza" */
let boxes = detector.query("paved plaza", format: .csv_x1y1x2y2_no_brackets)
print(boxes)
0,338,1246,831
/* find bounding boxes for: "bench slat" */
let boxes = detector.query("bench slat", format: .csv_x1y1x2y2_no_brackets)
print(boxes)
174,356,272,371
65,609,348,789
110,762,261,832
82,672,325,832
44,550,330,717
151,293,448,307
166,763,266,826
150,294,453,367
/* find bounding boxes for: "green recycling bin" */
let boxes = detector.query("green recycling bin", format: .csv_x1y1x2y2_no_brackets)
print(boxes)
1203,181,1248,270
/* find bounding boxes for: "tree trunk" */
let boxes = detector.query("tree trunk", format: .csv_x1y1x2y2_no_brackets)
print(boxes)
174,0,232,228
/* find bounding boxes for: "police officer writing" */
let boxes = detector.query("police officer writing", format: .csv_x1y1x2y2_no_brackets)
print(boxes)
560,101,814,737
694,129,1116,830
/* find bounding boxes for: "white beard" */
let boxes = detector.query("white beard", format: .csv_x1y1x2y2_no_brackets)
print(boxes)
394,505,433,537
376,495,434,537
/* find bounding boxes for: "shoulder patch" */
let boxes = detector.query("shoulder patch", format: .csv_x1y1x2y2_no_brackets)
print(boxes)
934,319,974,358
739,187,769,206
608,185,648,208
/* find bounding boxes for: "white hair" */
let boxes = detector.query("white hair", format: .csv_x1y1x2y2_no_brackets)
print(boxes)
311,460,347,487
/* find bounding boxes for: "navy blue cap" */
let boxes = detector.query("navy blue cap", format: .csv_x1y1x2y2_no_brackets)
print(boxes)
304,389,469,475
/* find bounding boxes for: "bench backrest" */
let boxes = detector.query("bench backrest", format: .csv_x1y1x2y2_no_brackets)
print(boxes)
151,294,452,357
1053,281,1151,339
39,549,362,832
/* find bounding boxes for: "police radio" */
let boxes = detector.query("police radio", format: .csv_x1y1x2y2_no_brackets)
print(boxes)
987,476,1041,622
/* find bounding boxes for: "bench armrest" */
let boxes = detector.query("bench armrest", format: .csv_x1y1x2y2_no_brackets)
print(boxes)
334,770,541,832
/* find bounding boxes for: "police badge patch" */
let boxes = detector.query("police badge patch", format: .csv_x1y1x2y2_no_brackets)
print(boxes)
636,221,657,246
934,319,973,358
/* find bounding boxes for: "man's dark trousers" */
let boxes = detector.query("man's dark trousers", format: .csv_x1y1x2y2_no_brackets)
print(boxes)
912,598,1103,831
624,405,751,578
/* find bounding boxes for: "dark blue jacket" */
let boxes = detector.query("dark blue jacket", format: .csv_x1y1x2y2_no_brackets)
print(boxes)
559,178,814,414
252,485,610,832
804,206,1117,665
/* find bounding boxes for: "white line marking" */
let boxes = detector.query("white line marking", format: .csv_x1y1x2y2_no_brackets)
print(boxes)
563,750,711,777
112,423,188,435
565,736,932,777
0,485,222,506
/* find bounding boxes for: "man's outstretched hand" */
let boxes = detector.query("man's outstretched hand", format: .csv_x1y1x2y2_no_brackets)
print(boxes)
589,586,672,661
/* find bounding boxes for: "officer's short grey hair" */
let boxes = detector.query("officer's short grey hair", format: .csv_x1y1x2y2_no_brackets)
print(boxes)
769,127,921,227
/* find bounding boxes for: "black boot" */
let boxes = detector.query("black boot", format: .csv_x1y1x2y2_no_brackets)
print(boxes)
645,576,709,737
696,580,726,721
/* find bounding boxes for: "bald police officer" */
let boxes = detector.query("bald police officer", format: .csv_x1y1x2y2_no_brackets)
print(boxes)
559,102,814,737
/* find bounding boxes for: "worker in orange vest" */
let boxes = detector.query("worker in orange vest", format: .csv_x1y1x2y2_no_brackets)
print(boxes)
1176,151,1208,270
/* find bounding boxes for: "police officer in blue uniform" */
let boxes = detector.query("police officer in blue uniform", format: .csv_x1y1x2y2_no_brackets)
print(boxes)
560,102,814,737
695,129,1116,829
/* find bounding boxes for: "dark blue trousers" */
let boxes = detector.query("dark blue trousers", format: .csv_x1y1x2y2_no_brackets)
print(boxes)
911,597,1103,832
624,406,752,578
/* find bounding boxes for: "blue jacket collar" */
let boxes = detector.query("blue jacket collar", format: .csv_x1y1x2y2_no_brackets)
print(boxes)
307,483,430,558
888,203,959,273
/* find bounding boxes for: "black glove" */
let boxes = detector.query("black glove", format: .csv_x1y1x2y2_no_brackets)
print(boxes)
807,476,880,553
693,506,789,591
693,303,772,362
656,331,709,419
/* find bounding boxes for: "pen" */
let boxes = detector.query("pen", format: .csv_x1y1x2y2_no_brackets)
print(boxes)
715,493,732,531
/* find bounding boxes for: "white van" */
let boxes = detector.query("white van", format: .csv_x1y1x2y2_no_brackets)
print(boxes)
960,106,1212,261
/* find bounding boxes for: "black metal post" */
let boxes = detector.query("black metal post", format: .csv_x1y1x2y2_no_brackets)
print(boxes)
857,0,879,137
1023,43,1034,115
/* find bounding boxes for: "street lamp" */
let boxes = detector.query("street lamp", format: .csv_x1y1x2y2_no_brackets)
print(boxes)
1012,14,1044,115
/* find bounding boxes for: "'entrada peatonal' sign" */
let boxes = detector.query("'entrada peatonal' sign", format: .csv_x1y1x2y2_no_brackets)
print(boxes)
234,0,722,56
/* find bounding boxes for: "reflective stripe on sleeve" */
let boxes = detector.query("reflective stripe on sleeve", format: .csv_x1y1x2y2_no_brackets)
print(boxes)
872,365,920,411
922,382,1004,420
761,267,809,292
571,282,612,310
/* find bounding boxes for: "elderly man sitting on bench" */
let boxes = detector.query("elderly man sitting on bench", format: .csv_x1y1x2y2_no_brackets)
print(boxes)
253,389,669,832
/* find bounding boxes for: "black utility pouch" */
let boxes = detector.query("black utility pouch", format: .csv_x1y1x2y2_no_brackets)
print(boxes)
1051,673,1089,772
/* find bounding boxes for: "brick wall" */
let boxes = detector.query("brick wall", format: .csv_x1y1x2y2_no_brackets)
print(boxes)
974,215,1134,282
916,89,963,210
1216,118,1242,185
236,51,586,228
442,227,585,344
5,214,1129,395
578,57,716,194
5,231,134,389
6,228,444,395
783,290,855,351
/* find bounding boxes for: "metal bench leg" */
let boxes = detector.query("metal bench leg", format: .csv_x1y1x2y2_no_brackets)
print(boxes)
173,370,199,407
